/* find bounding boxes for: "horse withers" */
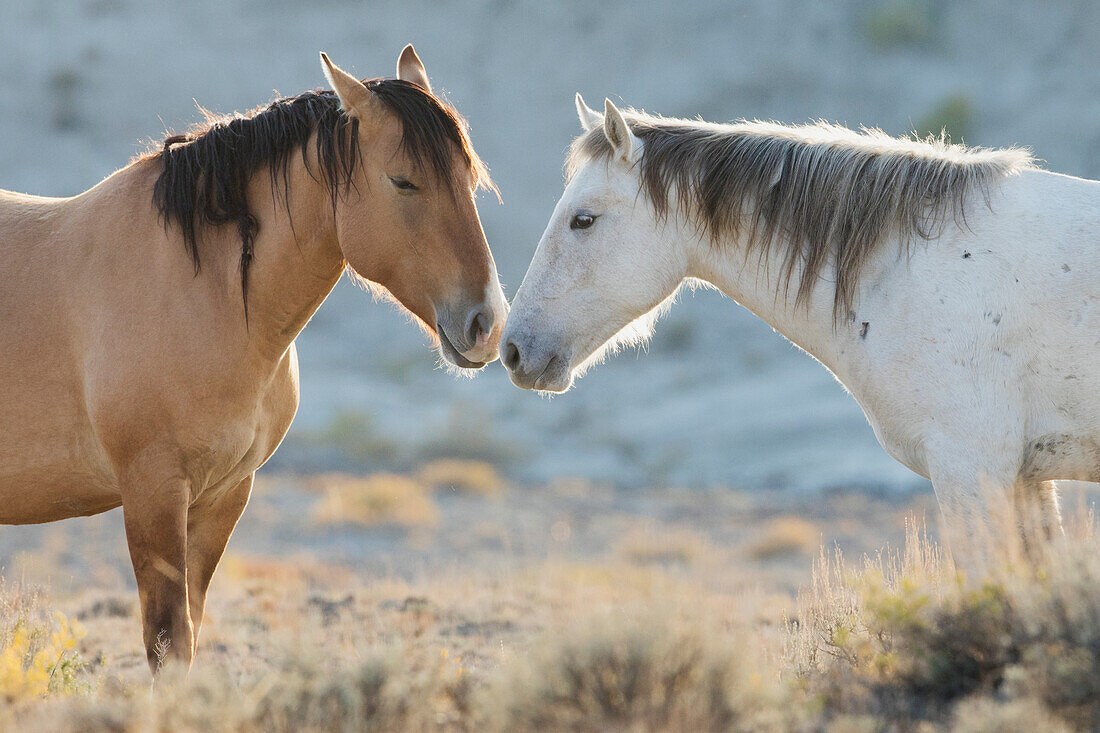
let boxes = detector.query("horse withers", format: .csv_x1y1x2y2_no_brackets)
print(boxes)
0,46,507,674
503,94,1100,559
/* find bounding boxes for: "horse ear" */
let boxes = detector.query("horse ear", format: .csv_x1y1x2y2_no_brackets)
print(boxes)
603,98,637,162
396,44,432,93
575,92,601,131
320,52,372,114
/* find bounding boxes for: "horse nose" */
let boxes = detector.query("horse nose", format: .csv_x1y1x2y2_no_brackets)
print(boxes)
503,339,521,373
502,337,548,389
500,327,570,392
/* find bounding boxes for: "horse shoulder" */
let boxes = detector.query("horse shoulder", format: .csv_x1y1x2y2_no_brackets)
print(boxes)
831,222,1028,478
83,323,298,492
839,174,1100,483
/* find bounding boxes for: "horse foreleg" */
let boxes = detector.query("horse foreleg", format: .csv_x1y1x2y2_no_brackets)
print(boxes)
121,470,193,675
929,451,1064,569
186,473,254,650
927,453,1017,571
929,481,996,568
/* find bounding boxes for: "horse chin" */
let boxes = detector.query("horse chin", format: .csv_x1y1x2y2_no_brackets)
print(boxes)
532,356,573,394
459,328,502,365
437,326,487,370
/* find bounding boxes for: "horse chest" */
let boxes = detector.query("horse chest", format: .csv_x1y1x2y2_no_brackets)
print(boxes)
849,389,931,479
186,346,301,496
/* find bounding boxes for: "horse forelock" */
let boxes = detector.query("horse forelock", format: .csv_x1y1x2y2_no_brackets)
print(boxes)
567,111,1035,320
365,79,496,198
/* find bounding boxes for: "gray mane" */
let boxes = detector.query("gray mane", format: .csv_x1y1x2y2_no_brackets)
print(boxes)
568,111,1034,319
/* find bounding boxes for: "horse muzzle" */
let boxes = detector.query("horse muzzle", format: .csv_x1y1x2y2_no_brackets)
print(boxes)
500,328,573,392
437,299,505,368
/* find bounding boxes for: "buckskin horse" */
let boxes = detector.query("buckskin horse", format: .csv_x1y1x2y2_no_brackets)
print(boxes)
0,46,507,674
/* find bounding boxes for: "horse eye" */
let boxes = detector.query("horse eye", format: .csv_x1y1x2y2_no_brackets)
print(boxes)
390,177,418,191
570,213,596,230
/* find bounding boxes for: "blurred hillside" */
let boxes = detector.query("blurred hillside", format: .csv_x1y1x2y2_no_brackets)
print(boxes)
1,0,1097,492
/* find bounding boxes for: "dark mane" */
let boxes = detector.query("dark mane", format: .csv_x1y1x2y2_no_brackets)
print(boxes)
148,79,491,316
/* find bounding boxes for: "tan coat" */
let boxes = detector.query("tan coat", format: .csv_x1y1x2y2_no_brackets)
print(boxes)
0,47,505,675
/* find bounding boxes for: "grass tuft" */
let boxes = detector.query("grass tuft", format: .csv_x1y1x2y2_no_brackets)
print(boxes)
311,473,439,529
416,459,506,497
746,516,819,560
615,525,712,566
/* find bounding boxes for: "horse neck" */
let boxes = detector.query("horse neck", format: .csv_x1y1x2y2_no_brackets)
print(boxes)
240,146,346,360
684,222,864,374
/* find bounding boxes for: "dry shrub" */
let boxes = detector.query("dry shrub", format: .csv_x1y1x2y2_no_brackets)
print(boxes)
21,649,470,733
786,522,1100,730
250,651,472,733
416,459,506,497
523,562,695,606
0,582,88,708
484,614,785,732
864,1,933,48
745,516,819,560
11,479,1100,732
311,473,439,529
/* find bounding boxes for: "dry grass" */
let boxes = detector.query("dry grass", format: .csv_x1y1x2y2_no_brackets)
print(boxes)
8,651,473,733
784,519,1100,730
614,523,712,566
416,459,506,497
483,613,783,732
9,523,1100,730
310,473,440,529
745,516,819,560
5,475,1100,731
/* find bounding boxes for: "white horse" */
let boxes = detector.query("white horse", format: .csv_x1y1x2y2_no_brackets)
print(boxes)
502,94,1100,550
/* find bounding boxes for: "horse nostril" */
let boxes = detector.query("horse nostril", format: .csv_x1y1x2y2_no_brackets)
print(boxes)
465,306,490,346
503,340,521,372
474,310,492,340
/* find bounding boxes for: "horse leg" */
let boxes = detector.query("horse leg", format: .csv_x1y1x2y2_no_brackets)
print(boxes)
929,476,995,564
927,454,1015,570
1014,479,1064,541
1010,480,1048,563
186,473,254,650
120,469,194,675
1040,481,1065,538
930,448,1065,568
